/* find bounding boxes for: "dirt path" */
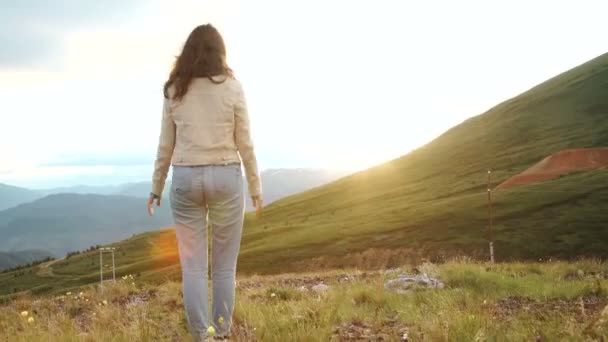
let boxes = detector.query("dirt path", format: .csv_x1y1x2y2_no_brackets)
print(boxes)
36,258,63,277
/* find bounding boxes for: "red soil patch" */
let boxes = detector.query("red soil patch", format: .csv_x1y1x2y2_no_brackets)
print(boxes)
496,148,608,190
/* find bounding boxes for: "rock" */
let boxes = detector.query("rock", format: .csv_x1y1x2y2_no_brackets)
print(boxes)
126,296,145,308
383,267,401,274
384,273,444,293
312,284,330,292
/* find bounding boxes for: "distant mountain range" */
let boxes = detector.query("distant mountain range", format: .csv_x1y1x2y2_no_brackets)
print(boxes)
0,184,42,213
0,182,150,211
0,168,348,211
0,249,55,271
0,193,174,256
0,169,348,259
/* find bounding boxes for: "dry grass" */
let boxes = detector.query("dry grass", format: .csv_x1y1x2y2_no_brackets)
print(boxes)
1,259,608,341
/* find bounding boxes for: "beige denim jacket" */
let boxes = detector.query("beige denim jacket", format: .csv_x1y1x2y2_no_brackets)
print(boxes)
152,77,261,198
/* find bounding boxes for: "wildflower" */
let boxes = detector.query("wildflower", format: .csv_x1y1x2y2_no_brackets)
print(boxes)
483,299,487,305
218,316,225,324
207,326,216,336
102,300,108,306
131,282,135,286
27,317,35,324
79,292,84,297
85,299,89,302
20,311,28,317
66,292,72,296
270,293,276,298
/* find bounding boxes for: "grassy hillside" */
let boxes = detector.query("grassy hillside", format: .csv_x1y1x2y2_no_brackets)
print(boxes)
1,260,607,341
1,54,607,296
232,52,608,272
0,229,180,296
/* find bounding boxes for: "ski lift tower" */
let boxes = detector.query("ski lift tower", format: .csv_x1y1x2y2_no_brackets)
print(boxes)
98,247,117,287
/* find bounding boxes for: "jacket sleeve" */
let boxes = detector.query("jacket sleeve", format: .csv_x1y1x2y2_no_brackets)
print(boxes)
151,98,175,198
234,81,262,197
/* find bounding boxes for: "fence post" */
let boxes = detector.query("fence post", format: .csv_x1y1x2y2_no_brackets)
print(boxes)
487,170,495,263
99,248,103,286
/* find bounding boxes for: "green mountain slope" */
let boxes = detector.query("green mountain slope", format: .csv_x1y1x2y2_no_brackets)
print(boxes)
1,53,607,296
235,52,608,271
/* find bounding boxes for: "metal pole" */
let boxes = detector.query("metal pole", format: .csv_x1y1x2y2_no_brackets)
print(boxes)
99,248,103,286
111,249,116,282
487,170,495,263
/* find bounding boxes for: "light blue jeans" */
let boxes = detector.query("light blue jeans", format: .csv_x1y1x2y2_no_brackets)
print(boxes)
170,164,245,339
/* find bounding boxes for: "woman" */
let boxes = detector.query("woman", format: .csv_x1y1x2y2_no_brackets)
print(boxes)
148,24,263,340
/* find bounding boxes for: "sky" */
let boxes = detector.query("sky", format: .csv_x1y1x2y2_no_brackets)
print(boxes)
0,0,606,188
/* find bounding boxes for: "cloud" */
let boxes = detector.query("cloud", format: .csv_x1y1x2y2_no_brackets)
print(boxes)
38,153,153,168
0,165,153,189
0,0,152,69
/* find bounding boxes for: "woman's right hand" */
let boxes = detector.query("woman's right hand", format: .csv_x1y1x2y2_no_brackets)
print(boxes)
147,193,161,216
252,196,263,217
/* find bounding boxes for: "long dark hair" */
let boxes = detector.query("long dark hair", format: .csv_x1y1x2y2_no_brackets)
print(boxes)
163,24,233,101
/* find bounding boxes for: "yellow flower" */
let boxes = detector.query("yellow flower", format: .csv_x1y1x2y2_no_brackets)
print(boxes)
27,317,35,324
207,326,216,336
102,300,108,306
20,311,28,317
218,316,225,324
